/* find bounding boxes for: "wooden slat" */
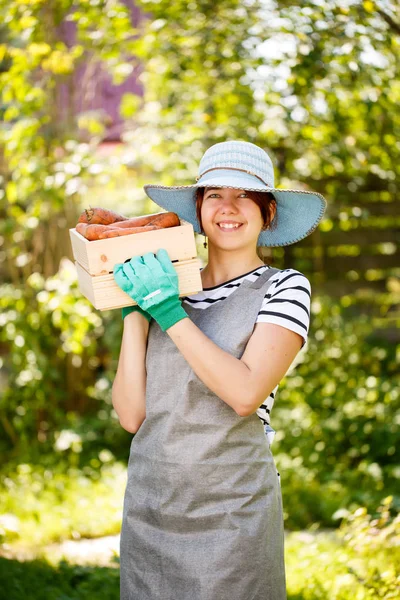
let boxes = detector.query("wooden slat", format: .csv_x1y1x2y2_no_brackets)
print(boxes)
75,261,96,306
69,218,197,276
326,202,400,217
75,258,203,311
324,253,400,273
299,228,400,246
312,280,388,296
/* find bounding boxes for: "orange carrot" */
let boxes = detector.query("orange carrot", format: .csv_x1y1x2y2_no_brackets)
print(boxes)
75,210,181,240
76,223,121,241
78,207,127,225
97,225,160,239
145,212,180,228
111,212,180,229
76,222,90,237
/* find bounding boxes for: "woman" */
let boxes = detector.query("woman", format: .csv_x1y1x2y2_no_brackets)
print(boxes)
112,140,327,600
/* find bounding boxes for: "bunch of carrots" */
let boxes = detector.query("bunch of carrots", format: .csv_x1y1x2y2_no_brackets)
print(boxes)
76,207,180,241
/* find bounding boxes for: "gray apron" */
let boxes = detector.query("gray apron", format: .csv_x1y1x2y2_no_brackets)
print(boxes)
120,267,287,600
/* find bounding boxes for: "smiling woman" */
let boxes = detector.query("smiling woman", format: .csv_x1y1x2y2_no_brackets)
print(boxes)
195,186,278,235
113,140,327,600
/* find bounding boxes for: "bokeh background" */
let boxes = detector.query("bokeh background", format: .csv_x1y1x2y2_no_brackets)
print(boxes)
0,0,399,598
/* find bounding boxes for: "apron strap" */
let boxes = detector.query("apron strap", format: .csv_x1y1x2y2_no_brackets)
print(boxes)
247,267,280,290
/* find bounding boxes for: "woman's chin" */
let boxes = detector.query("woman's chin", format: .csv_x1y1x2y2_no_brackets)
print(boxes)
208,238,256,252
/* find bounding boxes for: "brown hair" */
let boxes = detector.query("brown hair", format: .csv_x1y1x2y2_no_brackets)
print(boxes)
195,187,278,234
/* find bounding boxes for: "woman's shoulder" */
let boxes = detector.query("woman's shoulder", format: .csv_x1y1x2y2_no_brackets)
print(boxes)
257,267,312,349
267,267,311,291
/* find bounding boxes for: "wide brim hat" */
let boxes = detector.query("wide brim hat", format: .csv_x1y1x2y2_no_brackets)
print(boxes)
143,140,327,247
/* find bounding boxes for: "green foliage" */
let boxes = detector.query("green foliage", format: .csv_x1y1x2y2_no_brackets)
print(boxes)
0,460,124,549
0,1,145,459
128,0,400,296
336,496,400,598
273,294,400,528
286,496,400,599
0,259,104,451
0,256,134,462
123,0,267,181
0,0,141,282
0,498,398,600
129,0,400,194
119,92,141,119
0,557,119,600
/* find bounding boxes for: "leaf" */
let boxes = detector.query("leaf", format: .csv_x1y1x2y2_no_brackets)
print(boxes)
119,93,141,119
6,181,18,204
363,1,375,13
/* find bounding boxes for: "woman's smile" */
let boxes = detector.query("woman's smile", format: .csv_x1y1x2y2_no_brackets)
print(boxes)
216,220,245,232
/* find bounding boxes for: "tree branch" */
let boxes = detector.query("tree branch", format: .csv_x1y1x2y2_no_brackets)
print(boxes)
376,8,400,36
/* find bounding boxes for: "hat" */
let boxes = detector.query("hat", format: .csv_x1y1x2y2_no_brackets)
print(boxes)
143,140,327,247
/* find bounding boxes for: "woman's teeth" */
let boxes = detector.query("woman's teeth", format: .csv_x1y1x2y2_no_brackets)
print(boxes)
217,223,243,230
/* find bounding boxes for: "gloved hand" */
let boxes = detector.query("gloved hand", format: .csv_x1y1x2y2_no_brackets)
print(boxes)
114,264,151,322
113,249,188,332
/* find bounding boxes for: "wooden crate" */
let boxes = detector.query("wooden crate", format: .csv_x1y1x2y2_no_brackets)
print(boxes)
69,219,203,311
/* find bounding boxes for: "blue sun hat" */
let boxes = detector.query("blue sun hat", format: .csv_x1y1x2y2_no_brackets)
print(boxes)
143,140,327,247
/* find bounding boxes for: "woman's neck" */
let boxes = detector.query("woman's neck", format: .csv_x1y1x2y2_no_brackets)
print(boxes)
201,249,265,288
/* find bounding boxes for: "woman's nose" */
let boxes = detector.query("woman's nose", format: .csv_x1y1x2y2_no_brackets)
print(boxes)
218,196,238,211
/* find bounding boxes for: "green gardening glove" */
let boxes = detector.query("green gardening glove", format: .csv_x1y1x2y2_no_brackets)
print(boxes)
115,249,188,332
113,263,151,323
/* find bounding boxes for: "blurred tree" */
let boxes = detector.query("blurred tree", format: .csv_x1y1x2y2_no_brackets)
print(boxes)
0,0,142,450
123,0,266,179
266,0,400,204
128,0,399,302
0,0,140,281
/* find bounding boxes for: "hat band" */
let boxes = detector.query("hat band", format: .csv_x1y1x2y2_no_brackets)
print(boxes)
195,166,271,187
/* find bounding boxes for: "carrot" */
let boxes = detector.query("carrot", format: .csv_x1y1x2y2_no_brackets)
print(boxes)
75,210,181,240
78,207,127,225
108,217,162,229
76,223,120,241
111,212,180,230
97,225,160,239
145,212,180,228
76,222,90,237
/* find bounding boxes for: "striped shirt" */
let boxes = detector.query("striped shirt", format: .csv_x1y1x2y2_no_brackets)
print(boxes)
182,265,311,446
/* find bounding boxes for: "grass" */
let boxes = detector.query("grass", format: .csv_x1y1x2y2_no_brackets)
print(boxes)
0,461,125,551
1,527,398,600
0,557,120,600
1,459,398,599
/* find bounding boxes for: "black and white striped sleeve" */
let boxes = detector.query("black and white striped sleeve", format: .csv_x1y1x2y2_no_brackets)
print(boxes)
255,269,311,349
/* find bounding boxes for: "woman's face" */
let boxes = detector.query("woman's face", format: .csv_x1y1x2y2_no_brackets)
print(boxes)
200,187,265,249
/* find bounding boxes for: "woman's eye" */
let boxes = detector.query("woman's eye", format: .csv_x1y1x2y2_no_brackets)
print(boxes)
205,193,248,199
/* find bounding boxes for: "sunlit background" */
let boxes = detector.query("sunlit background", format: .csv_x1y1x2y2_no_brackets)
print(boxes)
0,0,399,598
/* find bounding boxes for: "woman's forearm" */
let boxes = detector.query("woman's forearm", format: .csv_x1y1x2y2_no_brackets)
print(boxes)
112,312,149,433
166,317,253,415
